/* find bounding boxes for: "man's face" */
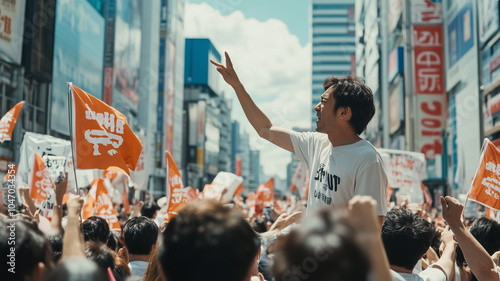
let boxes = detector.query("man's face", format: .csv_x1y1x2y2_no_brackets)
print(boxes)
314,86,337,133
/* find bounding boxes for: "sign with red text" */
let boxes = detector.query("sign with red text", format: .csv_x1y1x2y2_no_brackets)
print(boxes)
412,0,442,24
379,149,427,190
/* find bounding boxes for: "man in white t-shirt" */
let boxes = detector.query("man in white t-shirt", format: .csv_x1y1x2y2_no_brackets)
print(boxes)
211,53,388,222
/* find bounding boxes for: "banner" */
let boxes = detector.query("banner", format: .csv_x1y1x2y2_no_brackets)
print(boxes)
256,178,274,205
289,161,307,194
0,0,26,64
42,155,66,184
165,151,188,221
202,172,244,203
94,178,121,231
468,139,500,210
130,132,148,190
379,149,427,203
29,153,54,203
0,101,24,143
70,84,142,176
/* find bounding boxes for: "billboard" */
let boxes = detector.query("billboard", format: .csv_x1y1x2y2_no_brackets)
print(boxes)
112,0,141,123
412,0,442,24
0,0,25,64
478,0,499,47
51,0,104,135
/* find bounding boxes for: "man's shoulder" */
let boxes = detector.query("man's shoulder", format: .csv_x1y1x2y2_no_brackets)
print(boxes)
292,131,329,144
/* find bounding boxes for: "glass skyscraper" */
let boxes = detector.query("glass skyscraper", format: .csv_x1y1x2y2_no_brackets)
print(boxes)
311,0,356,130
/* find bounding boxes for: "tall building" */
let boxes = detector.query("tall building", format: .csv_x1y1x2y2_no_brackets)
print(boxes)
184,38,228,188
248,150,260,191
240,131,251,188
311,0,356,130
231,121,241,175
218,95,232,173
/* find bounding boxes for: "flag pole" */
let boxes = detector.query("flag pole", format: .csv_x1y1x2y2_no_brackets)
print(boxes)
67,82,79,193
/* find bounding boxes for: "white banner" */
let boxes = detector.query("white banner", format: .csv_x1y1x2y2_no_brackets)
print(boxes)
131,132,148,190
0,0,26,64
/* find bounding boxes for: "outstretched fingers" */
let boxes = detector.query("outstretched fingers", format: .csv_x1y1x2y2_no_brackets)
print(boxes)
225,52,233,68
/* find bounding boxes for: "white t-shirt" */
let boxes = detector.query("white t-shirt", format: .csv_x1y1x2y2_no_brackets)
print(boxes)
129,260,149,277
391,266,447,281
290,131,388,215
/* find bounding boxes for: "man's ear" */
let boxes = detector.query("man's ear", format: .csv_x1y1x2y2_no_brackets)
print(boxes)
338,107,352,120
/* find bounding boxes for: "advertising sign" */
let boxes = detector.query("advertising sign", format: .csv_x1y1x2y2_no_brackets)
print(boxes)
412,0,442,24
0,0,25,64
478,0,499,47
51,0,105,135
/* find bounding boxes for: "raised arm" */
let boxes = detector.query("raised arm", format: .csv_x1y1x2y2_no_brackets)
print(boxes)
211,52,294,153
62,195,86,259
441,196,500,281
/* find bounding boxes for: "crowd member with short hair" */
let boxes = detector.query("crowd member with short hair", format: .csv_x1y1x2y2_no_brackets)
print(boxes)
81,216,110,243
159,200,261,281
85,242,115,272
123,216,159,277
142,201,160,219
382,208,456,281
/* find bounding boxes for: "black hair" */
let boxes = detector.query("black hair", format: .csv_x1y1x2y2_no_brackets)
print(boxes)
81,216,110,243
85,242,115,272
251,218,268,233
47,235,64,263
159,200,261,281
323,76,375,135
142,201,160,219
123,216,158,255
382,208,434,270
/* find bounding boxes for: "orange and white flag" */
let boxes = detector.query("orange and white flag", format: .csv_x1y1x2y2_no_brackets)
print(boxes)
29,153,54,204
82,181,96,220
165,151,189,221
70,84,142,176
469,139,500,210
421,183,433,211
94,178,121,232
257,178,274,204
290,161,307,193
0,101,24,143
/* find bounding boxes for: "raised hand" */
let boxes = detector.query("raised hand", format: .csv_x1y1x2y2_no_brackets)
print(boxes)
440,196,464,227
210,52,241,87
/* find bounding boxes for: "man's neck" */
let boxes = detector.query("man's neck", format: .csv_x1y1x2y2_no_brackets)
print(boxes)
129,254,150,263
390,265,413,274
327,131,361,147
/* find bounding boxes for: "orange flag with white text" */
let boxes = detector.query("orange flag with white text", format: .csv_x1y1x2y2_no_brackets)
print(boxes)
70,84,142,176
165,151,189,221
82,180,96,220
0,101,24,143
29,153,54,202
469,139,500,210
94,178,121,232
257,178,274,204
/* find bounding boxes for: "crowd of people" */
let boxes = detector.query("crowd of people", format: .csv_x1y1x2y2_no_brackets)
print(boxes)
3,53,500,281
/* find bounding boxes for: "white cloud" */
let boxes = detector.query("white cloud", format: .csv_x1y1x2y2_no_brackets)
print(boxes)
185,3,311,179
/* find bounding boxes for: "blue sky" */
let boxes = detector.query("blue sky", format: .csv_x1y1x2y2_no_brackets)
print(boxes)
187,0,310,46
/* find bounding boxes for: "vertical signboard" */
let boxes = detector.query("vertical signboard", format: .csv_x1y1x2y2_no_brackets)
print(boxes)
413,25,446,177
412,0,442,24
478,0,499,47
156,0,167,167
51,0,105,135
165,39,175,155
103,0,116,105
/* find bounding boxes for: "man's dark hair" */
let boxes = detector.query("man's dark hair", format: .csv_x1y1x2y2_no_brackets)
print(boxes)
85,242,115,271
251,218,268,233
0,219,53,281
142,201,160,219
457,217,500,281
381,208,434,270
81,216,110,243
47,235,64,263
123,216,158,255
323,76,375,134
272,208,370,281
159,200,261,281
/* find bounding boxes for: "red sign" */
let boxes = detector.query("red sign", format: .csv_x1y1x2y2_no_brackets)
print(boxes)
413,25,445,95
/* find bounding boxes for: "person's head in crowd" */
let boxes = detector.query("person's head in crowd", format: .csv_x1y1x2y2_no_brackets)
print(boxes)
456,216,500,281
0,219,54,281
123,216,159,257
272,208,370,281
382,208,434,271
43,259,108,281
159,200,261,281
107,232,119,252
85,242,115,272
142,201,160,219
47,235,64,263
251,217,268,233
81,216,110,243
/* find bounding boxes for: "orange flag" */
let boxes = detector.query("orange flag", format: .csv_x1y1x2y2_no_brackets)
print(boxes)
0,101,24,143
257,178,274,204
165,151,189,221
82,182,96,220
70,84,142,176
185,186,198,201
469,139,500,210
387,185,394,207
29,153,54,203
421,183,432,211
94,178,121,232
290,162,306,193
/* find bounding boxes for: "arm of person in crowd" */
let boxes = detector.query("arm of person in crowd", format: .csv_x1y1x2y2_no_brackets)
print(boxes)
62,195,85,259
431,226,456,281
347,196,393,281
260,211,302,237
19,186,37,217
210,52,294,153
440,196,500,281
51,173,68,235
130,200,143,218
